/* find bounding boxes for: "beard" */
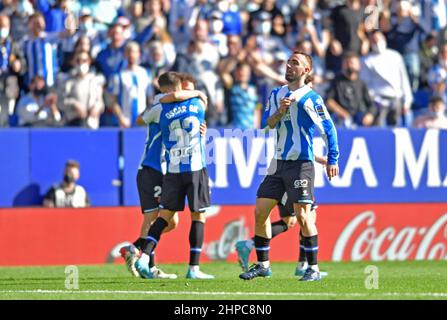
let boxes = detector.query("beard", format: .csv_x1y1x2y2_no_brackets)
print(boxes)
285,72,300,83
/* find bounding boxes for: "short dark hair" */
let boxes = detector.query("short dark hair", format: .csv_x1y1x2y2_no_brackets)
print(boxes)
304,75,314,85
343,51,359,60
178,73,197,87
429,96,445,106
65,159,80,169
293,50,313,72
157,71,181,88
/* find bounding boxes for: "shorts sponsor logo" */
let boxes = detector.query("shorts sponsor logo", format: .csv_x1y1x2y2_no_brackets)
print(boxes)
294,179,308,188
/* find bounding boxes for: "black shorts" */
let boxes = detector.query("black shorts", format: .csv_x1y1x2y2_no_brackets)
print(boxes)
136,166,164,214
160,168,211,213
257,159,315,206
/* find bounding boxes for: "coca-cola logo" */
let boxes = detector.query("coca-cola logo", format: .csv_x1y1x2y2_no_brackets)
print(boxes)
332,211,447,261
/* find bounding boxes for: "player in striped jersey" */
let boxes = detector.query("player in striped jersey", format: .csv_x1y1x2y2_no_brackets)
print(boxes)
239,51,339,282
135,72,214,279
120,72,208,279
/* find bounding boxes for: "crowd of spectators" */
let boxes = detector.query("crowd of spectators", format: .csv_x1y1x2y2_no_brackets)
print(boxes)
1,0,447,130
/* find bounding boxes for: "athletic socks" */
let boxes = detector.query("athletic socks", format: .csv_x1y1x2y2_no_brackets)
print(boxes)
302,235,319,269
271,220,288,238
133,237,145,250
298,231,307,263
149,252,155,269
141,217,168,256
189,220,205,266
248,220,288,250
254,235,271,267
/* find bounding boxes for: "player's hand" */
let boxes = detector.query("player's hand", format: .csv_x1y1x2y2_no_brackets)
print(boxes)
279,98,293,114
198,92,208,106
200,121,207,137
326,164,339,181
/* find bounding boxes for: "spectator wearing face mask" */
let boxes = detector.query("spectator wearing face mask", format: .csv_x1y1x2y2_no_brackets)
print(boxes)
209,11,228,57
428,43,447,103
10,0,35,42
413,95,447,129
228,62,260,129
57,51,104,128
0,14,23,127
326,52,375,128
420,33,439,90
43,160,90,208
360,30,413,127
381,0,427,92
15,75,61,127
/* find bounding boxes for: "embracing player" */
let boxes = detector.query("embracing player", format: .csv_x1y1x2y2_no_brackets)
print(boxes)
120,72,207,279
239,51,339,281
134,72,214,279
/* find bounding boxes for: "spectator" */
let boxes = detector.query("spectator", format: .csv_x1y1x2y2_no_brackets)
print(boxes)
326,52,375,128
228,62,260,129
9,0,34,41
0,14,23,127
382,0,426,91
143,40,172,83
360,30,413,127
428,43,447,102
35,0,69,33
95,23,127,81
420,33,439,90
135,0,168,33
413,95,447,129
218,0,243,36
209,11,228,57
248,0,285,37
15,75,61,127
108,41,153,128
43,159,90,208
168,0,197,51
172,19,223,126
327,0,369,73
22,12,60,88
57,51,104,128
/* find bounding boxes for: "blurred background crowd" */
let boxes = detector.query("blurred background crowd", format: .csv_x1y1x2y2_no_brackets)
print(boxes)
1,0,447,130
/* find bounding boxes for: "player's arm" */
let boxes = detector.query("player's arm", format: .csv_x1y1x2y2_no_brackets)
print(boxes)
314,155,327,166
304,97,339,180
160,90,208,106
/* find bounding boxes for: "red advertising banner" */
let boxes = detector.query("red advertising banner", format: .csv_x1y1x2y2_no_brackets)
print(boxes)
1,204,446,266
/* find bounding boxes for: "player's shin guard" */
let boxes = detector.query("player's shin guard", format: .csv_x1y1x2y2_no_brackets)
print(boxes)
271,220,288,238
254,235,270,265
303,235,318,266
142,217,168,256
189,220,205,266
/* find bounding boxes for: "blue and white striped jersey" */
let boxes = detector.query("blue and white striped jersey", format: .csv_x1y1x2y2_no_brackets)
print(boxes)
158,97,206,173
109,66,153,126
22,35,58,87
262,84,339,165
139,94,166,173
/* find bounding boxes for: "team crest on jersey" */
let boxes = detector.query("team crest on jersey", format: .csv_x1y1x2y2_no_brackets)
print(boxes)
315,103,327,119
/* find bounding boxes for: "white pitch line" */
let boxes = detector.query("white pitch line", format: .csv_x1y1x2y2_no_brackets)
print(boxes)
0,290,447,297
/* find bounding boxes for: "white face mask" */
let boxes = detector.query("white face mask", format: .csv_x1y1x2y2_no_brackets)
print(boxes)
257,21,271,35
77,63,90,75
211,19,224,33
217,1,230,12
0,28,9,39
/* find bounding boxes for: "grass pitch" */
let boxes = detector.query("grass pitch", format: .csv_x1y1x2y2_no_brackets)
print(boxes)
0,261,446,300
